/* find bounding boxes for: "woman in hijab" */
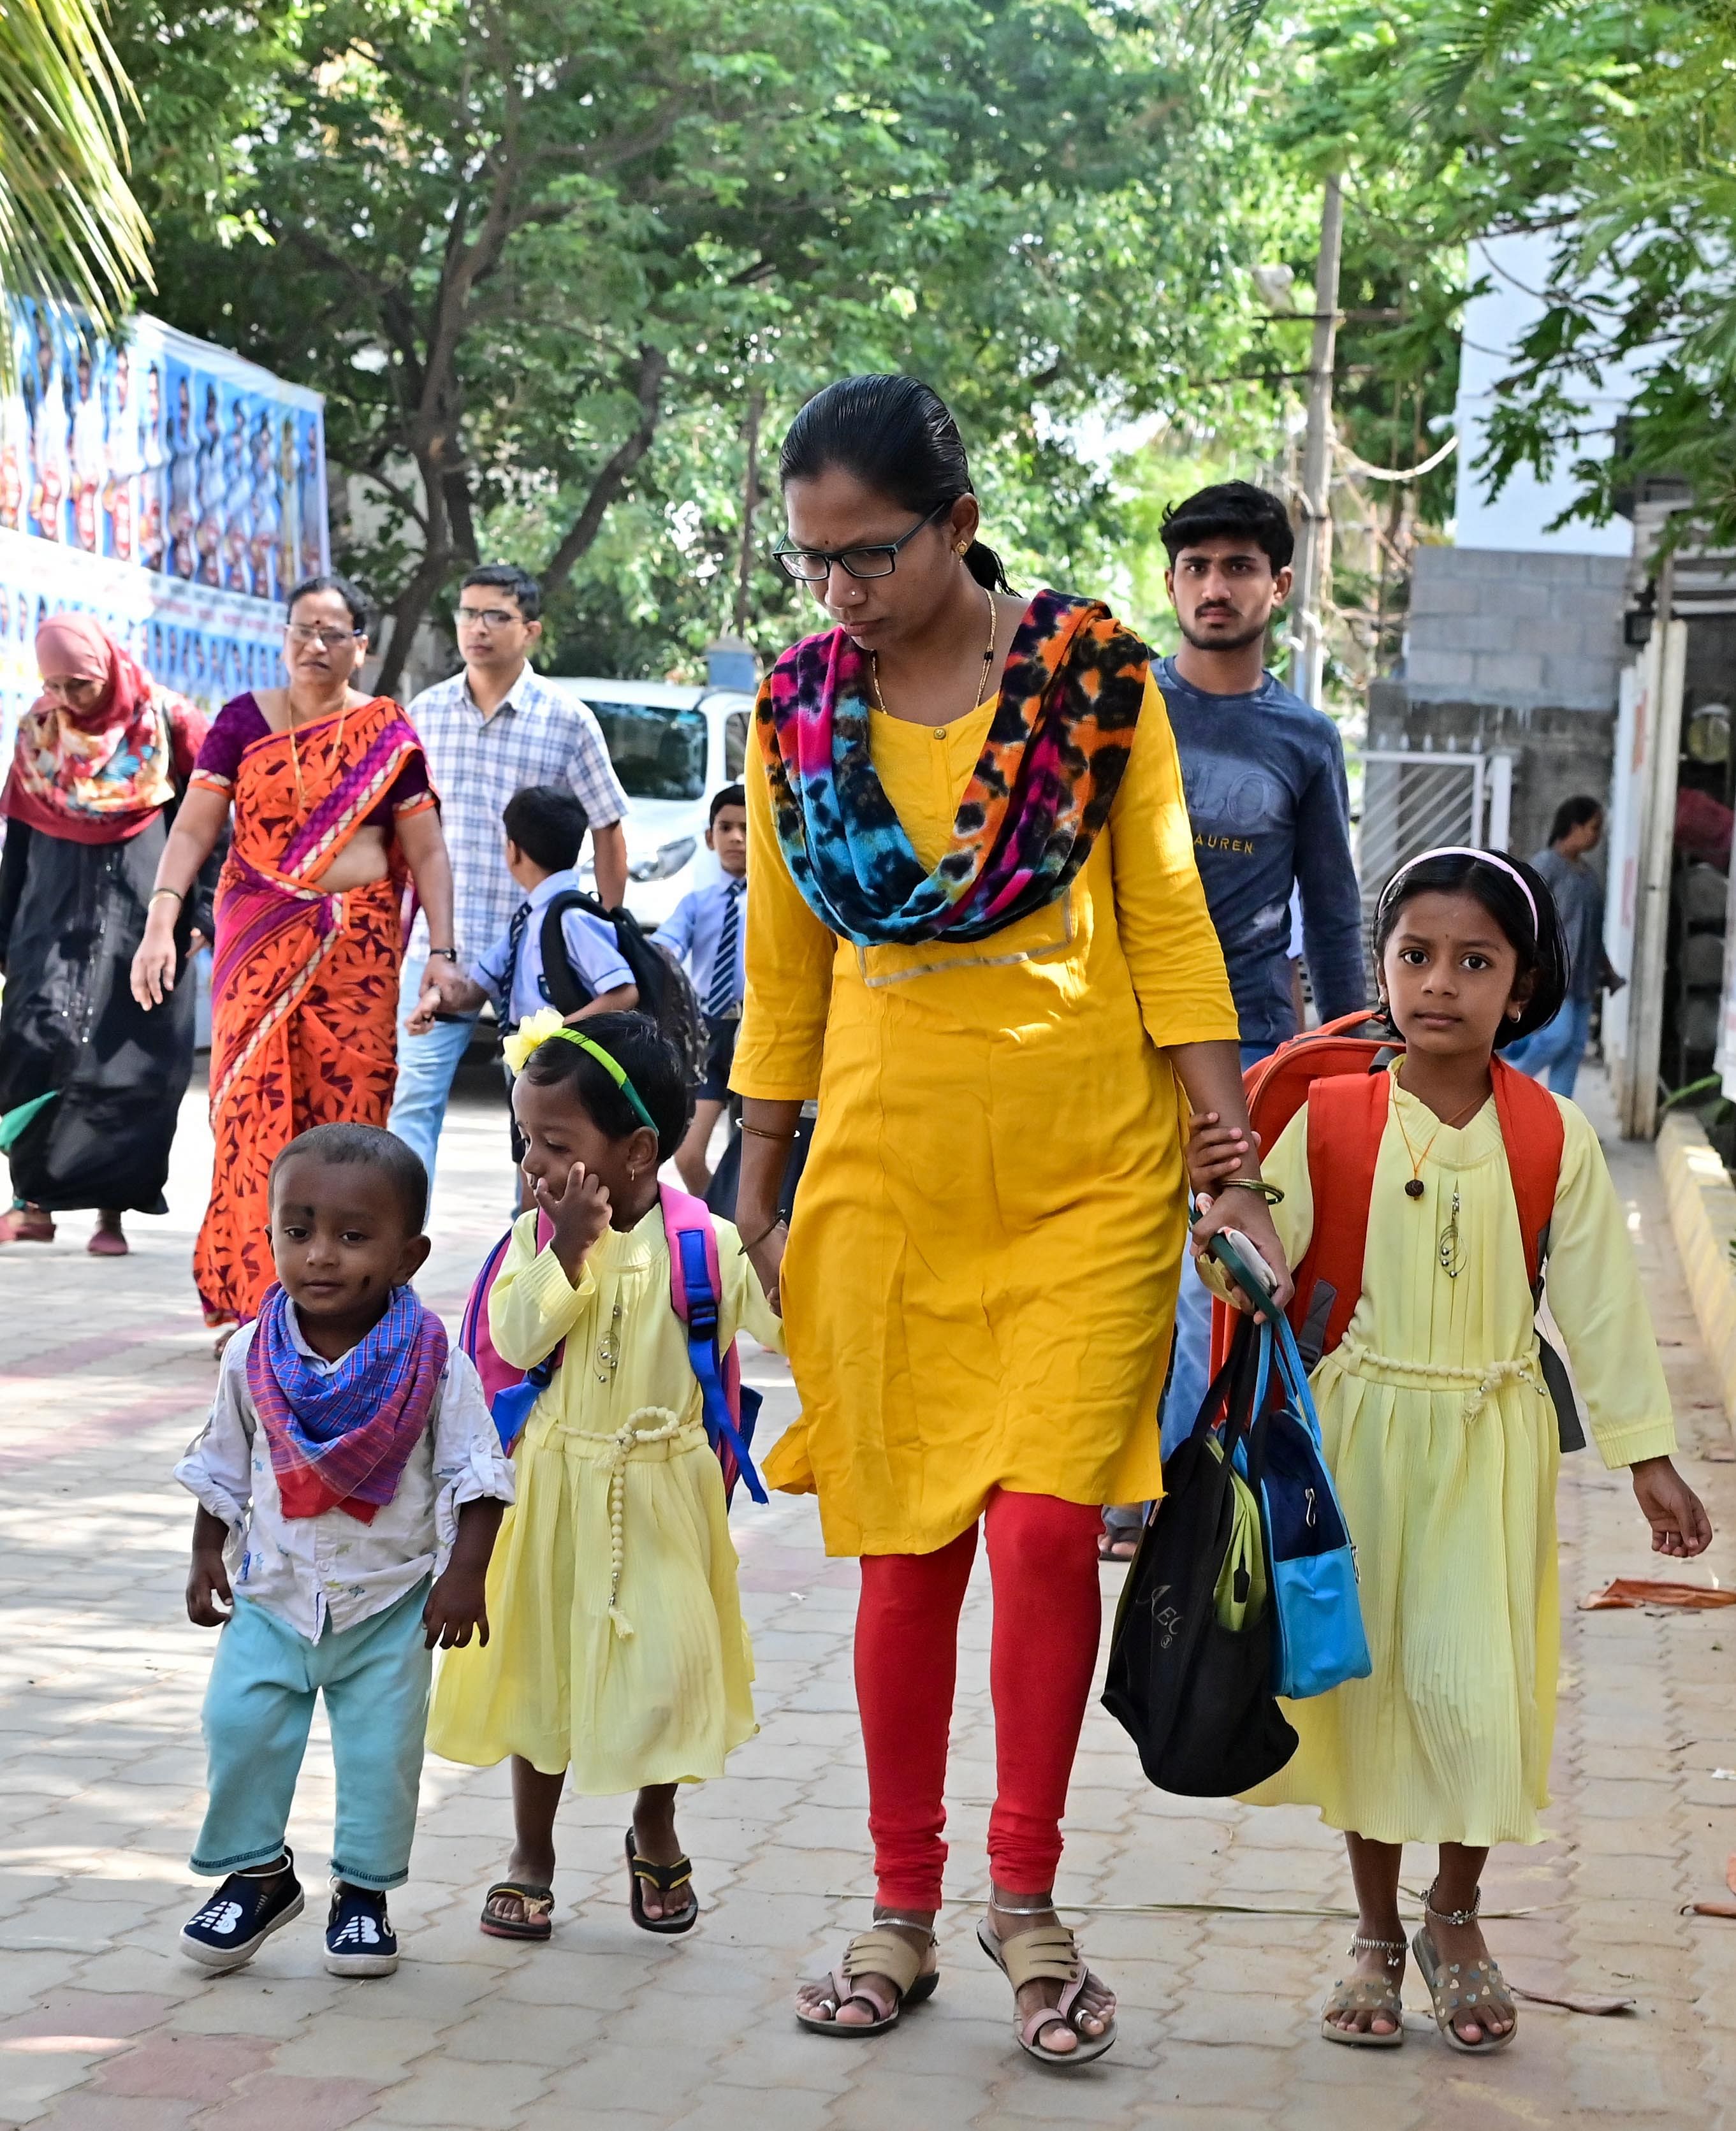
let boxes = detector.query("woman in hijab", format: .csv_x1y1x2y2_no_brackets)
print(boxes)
0,612,215,1251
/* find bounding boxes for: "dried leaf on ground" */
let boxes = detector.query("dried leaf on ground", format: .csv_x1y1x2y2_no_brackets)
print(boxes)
1580,1578,1736,1610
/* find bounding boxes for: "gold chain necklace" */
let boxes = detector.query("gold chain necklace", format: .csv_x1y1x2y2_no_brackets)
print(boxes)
284,692,349,817
869,583,998,722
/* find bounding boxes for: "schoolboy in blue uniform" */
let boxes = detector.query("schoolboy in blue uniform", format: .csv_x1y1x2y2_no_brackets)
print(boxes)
407,786,637,1182
653,784,747,1194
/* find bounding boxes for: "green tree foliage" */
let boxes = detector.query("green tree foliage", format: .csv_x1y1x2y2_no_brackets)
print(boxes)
0,0,153,387
1245,2,1736,546
122,0,1288,683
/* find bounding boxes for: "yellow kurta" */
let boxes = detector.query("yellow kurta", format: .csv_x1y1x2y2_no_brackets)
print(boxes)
733,673,1239,1557
427,1202,782,1793
1228,1067,1677,1845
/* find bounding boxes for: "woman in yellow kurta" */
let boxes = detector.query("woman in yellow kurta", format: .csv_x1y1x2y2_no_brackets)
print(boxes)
428,1012,780,1938
1195,847,1709,2057
730,376,1288,2065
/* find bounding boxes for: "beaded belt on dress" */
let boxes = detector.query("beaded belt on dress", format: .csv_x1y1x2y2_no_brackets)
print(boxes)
565,1406,699,1639
1334,1335,1543,1421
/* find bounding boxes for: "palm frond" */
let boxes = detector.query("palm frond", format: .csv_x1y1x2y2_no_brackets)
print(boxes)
0,0,153,388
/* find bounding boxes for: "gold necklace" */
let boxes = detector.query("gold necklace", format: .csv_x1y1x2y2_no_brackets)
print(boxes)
1392,1086,1485,1200
869,583,998,723
284,692,349,817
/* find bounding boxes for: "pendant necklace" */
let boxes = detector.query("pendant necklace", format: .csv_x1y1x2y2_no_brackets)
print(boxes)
596,1297,622,1384
870,583,998,722
1392,1084,1487,1281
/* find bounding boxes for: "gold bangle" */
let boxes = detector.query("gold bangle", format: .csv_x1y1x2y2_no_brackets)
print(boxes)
738,1218,787,1251
741,1121,797,1143
1221,1177,1285,1205
149,886,184,905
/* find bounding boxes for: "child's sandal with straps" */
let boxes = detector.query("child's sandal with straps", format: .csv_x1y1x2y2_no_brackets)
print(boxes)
625,1828,698,1935
796,1921,939,2037
975,1914,1118,2067
1411,1884,1517,2053
1320,1935,1406,2047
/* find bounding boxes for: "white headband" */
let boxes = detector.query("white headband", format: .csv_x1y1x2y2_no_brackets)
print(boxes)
1380,845,1538,936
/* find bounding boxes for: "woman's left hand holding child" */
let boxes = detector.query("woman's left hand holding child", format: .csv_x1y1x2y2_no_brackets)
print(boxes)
1630,1457,1714,1558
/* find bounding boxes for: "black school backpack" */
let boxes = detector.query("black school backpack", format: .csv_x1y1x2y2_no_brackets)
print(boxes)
537,891,706,1080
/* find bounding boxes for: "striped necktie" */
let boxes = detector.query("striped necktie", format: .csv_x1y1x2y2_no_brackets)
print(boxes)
502,899,531,1022
706,879,743,1017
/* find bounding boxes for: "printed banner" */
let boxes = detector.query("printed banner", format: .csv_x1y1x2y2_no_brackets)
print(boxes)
0,302,327,753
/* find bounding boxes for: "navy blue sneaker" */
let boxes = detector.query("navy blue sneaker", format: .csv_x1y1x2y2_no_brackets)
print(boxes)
180,1849,304,1972
324,1882,400,1976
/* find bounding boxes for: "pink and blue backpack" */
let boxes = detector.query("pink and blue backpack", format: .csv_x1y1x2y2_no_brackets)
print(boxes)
459,1181,766,1505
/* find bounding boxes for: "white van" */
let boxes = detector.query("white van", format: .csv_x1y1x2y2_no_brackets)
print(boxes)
541,677,756,928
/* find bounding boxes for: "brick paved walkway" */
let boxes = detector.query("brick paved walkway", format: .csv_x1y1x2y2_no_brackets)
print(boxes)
2,1070,1734,2129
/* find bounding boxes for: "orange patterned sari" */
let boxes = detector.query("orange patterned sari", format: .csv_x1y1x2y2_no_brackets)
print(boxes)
192,697,435,1325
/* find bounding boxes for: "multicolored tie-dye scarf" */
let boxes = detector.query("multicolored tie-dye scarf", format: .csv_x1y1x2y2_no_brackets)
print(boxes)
757,588,1148,945
248,1282,448,1522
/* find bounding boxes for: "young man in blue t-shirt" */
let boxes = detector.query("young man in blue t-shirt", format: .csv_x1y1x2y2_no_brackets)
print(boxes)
1104,482,1366,1558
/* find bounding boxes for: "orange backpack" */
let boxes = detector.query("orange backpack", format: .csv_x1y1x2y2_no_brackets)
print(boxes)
1207,1012,1584,1450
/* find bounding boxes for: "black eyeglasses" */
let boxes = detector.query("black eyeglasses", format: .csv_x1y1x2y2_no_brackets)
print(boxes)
771,502,949,583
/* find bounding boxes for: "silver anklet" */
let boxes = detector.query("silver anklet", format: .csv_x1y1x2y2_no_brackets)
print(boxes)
990,1897,1058,1916
874,1910,936,1931
1349,1935,1405,1964
1424,1880,1481,1928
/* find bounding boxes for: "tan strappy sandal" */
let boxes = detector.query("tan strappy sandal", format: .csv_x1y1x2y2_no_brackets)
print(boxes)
975,1908,1118,2066
1411,1882,1517,2054
1320,1935,1406,2046
795,1919,939,2037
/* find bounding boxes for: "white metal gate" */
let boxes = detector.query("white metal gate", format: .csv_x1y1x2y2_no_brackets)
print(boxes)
1355,749,1513,942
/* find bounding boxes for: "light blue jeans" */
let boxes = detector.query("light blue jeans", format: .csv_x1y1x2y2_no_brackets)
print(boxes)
1105,1043,1271,1534
192,1580,433,1891
387,951,479,1191
1505,995,1594,1100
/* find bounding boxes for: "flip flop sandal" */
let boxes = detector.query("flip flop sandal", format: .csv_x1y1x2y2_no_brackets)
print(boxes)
1411,1925,1517,2054
479,1880,555,1941
0,1207,55,1244
1320,1937,1406,2047
625,1829,698,1936
795,1923,939,2037
976,1917,1118,2067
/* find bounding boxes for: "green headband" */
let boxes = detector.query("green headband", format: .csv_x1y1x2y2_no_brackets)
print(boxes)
539,1026,659,1135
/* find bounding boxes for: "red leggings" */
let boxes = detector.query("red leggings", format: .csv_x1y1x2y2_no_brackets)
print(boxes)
854,1488,1104,1910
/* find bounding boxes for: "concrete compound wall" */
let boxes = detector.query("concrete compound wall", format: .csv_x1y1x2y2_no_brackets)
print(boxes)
1403,546,1630,711
1371,544,1627,861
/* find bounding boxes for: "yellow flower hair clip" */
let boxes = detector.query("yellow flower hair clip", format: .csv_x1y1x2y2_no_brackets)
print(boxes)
501,1006,567,1075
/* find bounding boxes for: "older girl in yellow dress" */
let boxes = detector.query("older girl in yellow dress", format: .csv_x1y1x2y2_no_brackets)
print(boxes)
1198,849,1710,2057
428,1011,780,1940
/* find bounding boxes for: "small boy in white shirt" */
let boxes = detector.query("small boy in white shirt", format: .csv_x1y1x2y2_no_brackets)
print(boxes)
175,1124,513,1978
653,783,747,1193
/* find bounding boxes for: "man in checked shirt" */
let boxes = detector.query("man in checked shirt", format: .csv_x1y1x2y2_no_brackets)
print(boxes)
389,565,629,1191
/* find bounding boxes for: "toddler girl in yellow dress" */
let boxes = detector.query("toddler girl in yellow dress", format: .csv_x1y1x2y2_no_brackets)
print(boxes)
428,1010,781,1938
1195,849,1710,2056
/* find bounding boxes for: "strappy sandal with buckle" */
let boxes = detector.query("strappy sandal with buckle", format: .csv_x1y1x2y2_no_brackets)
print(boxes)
1411,1882,1517,2055
1320,1935,1406,2047
975,1903,1118,2067
479,1880,555,1941
625,1828,698,1936
795,1919,939,2037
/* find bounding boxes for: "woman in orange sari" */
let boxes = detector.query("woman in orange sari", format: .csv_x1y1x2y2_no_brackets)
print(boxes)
131,574,467,1330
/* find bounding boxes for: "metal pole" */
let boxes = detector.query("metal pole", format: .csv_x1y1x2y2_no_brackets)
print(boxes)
1291,173,1343,708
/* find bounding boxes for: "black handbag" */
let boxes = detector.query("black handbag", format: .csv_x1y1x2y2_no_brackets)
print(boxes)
1101,1315,1299,1797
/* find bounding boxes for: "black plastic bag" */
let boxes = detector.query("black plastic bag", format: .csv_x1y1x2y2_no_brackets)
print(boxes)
1101,1315,1298,1797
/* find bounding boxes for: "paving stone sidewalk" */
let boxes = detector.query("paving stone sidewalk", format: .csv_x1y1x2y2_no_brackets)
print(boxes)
2,1069,1735,2130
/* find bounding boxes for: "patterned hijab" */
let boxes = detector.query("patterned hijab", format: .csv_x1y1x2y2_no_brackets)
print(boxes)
757,589,1148,945
1,613,175,843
